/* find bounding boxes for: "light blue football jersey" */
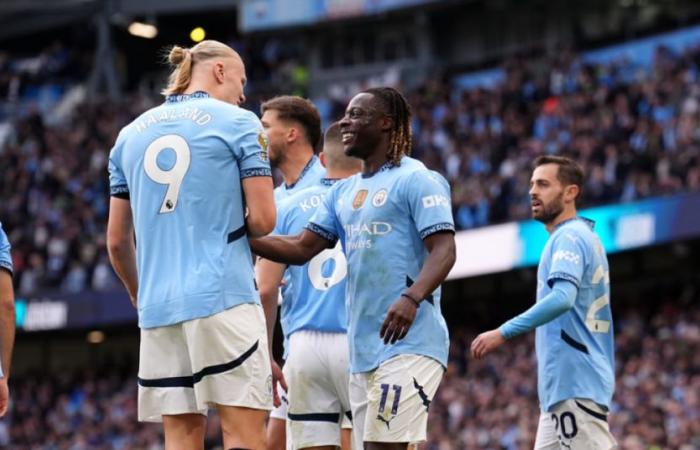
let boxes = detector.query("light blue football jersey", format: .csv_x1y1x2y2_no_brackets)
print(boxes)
273,155,325,201
108,92,272,329
0,222,11,379
536,217,615,411
0,223,11,277
307,156,454,373
275,178,347,342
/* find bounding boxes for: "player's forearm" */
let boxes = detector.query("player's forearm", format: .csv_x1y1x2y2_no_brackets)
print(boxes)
499,280,577,339
107,242,139,300
250,236,313,265
405,236,456,303
260,291,279,354
0,274,15,379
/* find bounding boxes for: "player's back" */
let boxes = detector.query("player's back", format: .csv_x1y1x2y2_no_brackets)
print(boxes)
108,93,270,328
536,218,615,411
276,179,347,340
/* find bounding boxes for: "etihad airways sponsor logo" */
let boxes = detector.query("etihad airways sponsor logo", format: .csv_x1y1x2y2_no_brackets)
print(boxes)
344,221,393,238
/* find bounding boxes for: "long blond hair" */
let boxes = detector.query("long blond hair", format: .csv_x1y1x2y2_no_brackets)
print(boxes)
161,40,240,96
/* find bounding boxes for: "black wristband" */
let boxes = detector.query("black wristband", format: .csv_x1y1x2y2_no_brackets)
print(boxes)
401,293,421,308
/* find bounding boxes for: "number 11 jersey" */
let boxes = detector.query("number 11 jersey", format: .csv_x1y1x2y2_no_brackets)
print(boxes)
108,92,272,329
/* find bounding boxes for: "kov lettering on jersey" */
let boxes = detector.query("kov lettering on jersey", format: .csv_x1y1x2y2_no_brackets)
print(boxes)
299,193,325,212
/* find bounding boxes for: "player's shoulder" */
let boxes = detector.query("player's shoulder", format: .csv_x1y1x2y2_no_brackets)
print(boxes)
552,217,598,249
395,157,449,188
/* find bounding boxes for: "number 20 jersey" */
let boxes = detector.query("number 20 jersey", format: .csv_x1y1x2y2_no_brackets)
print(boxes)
108,93,272,329
275,179,348,341
536,217,615,412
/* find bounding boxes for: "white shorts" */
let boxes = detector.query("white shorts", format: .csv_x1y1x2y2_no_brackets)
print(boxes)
285,330,352,450
138,303,273,422
534,398,617,450
349,354,444,445
270,382,352,429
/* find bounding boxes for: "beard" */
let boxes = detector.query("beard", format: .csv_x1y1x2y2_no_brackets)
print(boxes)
533,192,564,224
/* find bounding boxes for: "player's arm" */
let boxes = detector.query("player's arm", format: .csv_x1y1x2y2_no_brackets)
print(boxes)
256,258,286,353
470,279,578,359
250,229,331,265
107,197,139,307
380,232,456,344
242,176,276,237
381,170,456,344
255,257,288,406
0,267,15,417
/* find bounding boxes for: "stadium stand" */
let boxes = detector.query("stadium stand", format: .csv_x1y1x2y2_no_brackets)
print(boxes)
3,39,700,292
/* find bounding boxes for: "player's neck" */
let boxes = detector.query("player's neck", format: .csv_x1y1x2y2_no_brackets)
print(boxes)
545,208,577,233
280,148,315,186
362,150,390,176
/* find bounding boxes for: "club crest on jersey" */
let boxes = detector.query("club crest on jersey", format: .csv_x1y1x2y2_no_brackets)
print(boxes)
372,189,388,207
353,189,369,209
257,131,269,162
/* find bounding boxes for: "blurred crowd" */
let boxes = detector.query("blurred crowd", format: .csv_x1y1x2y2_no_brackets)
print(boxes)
3,38,700,291
2,298,698,449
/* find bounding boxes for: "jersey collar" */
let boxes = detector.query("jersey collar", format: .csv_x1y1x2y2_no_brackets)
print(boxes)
165,91,210,103
286,155,317,189
554,216,595,232
361,160,396,179
320,178,339,186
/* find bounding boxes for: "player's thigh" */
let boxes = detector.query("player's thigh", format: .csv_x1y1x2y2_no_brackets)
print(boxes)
184,303,273,414
266,416,288,450
363,354,444,445
138,323,204,422
217,404,268,450
286,331,345,449
551,399,617,450
162,413,207,450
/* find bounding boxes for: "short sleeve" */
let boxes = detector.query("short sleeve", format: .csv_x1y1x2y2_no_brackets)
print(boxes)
0,224,13,275
230,111,272,179
546,231,586,289
405,170,455,240
108,132,130,199
306,185,340,243
272,198,291,236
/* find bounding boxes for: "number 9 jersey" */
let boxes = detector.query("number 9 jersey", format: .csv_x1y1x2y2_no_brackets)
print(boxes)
108,92,272,329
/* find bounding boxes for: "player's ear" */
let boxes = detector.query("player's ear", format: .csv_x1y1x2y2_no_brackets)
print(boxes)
319,152,327,168
213,61,225,84
379,115,393,132
565,184,579,203
287,126,298,144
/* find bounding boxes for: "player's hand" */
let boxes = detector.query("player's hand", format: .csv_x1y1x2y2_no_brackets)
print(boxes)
470,329,506,360
0,378,9,417
380,296,418,345
271,360,287,408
